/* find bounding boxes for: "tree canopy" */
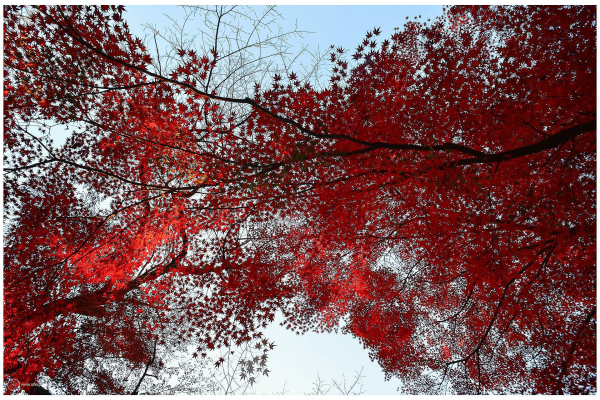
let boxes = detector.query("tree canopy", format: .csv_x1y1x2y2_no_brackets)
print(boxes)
4,5,596,394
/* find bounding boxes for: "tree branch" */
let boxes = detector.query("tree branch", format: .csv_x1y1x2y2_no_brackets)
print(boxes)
41,7,595,166
131,340,157,395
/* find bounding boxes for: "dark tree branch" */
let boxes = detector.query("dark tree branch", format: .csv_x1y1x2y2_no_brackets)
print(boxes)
131,340,158,395
555,305,597,395
39,7,595,167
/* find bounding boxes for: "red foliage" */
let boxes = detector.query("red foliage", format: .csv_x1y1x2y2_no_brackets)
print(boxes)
4,5,596,394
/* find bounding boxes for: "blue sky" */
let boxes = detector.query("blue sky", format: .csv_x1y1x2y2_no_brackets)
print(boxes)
125,5,445,53
124,5,445,86
122,5,444,395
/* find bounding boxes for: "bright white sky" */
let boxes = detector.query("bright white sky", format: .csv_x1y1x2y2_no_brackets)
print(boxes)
121,4,444,395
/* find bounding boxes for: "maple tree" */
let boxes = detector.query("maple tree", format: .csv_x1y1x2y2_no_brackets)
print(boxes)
4,5,596,394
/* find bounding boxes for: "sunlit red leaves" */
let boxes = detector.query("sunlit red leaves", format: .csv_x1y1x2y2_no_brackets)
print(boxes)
3,4,596,395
